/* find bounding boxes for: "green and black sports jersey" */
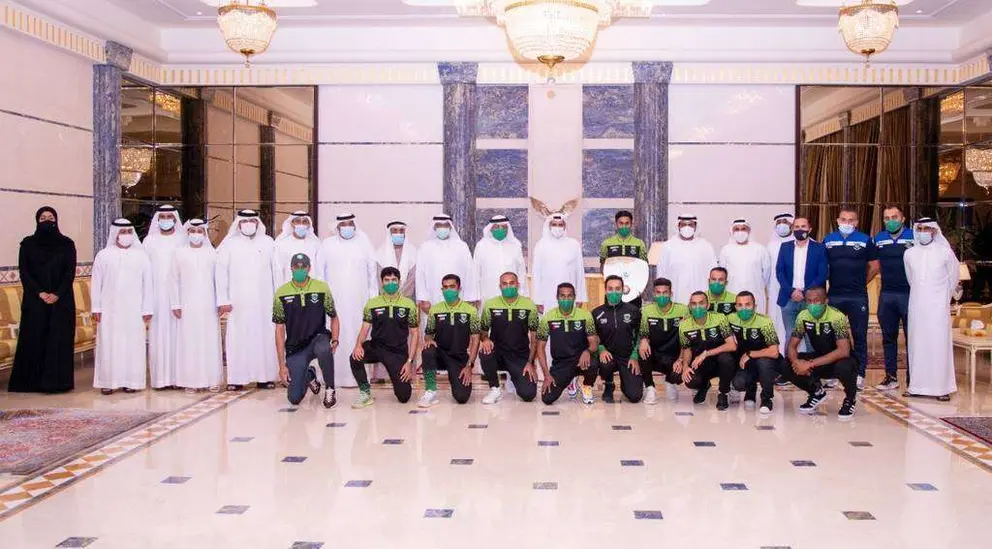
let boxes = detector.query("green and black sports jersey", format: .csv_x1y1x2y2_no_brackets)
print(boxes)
706,290,737,316
362,294,420,356
792,306,850,356
425,300,480,362
480,295,539,358
678,311,732,354
599,235,649,262
272,278,336,356
728,313,779,354
639,302,689,357
537,307,596,363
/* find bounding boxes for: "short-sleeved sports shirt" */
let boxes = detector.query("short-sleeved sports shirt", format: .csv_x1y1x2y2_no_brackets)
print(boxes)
537,307,596,363
792,306,850,356
425,300,480,362
678,312,732,354
362,294,419,355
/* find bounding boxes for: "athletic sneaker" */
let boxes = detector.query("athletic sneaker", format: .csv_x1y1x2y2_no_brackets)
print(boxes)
729,389,743,404
352,390,374,409
822,379,838,389
744,389,757,408
838,398,857,421
307,367,320,395
716,393,729,411
759,398,773,414
322,388,337,409
482,387,503,405
798,389,828,415
567,378,579,400
581,385,594,405
418,390,439,408
856,375,865,391
692,386,709,404
665,381,679,401
505,377,516,395
643,386,658,405
875,375,899,391
602,383,615,404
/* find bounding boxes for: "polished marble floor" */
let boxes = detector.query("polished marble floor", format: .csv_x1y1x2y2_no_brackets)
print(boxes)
1,366,992,549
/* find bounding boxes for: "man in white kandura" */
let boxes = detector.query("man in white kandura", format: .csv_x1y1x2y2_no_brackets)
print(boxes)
766,213,794,353
532,213,587,315
718,218,771,314
144,205,187,389
315,213,378,388
170,219,223,393
216,209,279,391
657,213,717,304
374,220,418,383
91,219,153,395
904,218,960,402
272,210,320,285
416,214,477,312
474,214,527,302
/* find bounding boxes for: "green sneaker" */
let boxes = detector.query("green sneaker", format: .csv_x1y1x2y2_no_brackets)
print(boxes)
352,390,374,409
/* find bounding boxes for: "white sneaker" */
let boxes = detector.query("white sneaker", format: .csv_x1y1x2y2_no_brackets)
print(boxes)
729,389,743,404
482,387,503,405
581,385,594,405
418,390,439,408
744,399,756,409
567,378,578,400
643,386,658,405
856,376,865,391
505,377,516,395
823,379,839,389
665,381,679,401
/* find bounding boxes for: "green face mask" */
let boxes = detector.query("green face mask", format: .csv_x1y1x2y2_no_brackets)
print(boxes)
492,227,508,241
442,288,460,304
708,281,726,295
606,291,623,306
655,295,671,308
689,305,708,320
383,281,399,295
558,298,575,312
808,303,826,319
501,286,518,299
617,226,631,238
291,269,308,284
737,308,755,322
885,219,903,233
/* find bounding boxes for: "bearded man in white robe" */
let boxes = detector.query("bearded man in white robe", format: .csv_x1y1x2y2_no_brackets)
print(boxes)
170,219,223,393
272,211,320,285
376,221,417,299
216,209,279,390
905,218,960,401
718,218,771,313
657,214,717,304
766,213,794,353
91,219,154,394
474,214,528,303
144,204,187,389
531,213,587,314
315,213,378,388
416,214,477,310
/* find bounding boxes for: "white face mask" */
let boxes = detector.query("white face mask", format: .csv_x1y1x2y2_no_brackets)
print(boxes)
775,223,792,237
917,232,934,246
159,218,176,232
679,225,695,239
188,232,205,246
117,233,134,248
293,225,309,239
550,226,565,239
733,231,749,244
240,222,257,237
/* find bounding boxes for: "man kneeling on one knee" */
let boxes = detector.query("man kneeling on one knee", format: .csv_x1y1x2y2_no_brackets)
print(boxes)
675,291,738,410
418,274,481,407
779,285,858,420
728,291,783,414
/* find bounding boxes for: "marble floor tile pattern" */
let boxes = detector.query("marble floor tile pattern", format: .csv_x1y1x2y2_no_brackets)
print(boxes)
0,374,991,548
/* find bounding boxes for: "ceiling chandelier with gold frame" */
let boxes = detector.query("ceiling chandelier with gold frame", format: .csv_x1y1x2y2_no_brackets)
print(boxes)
966,148,992,193
120,148,153,189
217,0,278,66
837,0,899,64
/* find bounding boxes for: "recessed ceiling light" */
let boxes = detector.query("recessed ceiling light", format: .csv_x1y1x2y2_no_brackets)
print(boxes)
196,11,202,15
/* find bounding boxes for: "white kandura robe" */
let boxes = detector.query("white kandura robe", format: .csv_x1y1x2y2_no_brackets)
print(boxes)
767,233,794,353
719,241,772,314
531,234,588,312
145,233,185,387
657,237,717,305
416,238,477,304
91,247,154,390
272,235,321,286
170,245,223,388
376,240,418,299
474,234,528,303
216,235,278,385
905,243,959,396
316,234,378,387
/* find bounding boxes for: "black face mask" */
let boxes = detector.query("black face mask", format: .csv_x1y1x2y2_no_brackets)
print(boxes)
37,221,57,234
794,229,810,241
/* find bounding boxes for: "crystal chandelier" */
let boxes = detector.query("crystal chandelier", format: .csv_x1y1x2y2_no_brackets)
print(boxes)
456,1,651,72
837,1,899,64
217,0,278,66
120,148,153,189
966,148,992,193
938,161,959,195
941,92,964,116
151,92,181,115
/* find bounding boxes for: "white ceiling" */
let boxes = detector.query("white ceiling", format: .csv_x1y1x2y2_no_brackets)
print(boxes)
100,0,992,26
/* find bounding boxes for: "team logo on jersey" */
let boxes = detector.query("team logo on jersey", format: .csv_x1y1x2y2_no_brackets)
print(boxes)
397,308,408,319
749,329,760,340
822,323,833,335
573,321,583,330
458,314,468,324
706,328,720,338
852,243,865,251
518,309,528,320
310,293,319,304
622,313,632,323
599,318,609,325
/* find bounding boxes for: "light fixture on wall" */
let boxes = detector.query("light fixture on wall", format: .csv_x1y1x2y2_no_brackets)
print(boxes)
120,148,153,189
966,148,992,193
456,1,652,81
837,1,899,64
151,93,182,115
217,0,278,66
938,161,959,195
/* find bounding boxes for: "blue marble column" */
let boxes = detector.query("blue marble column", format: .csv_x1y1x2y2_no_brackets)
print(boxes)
438,62,479,247
632,61,673,247
93,41,132,250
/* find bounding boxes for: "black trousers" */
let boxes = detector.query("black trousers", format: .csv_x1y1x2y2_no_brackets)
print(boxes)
730,356,780,401
421,347,472,404
285,333,334,405
542,358,599,405
641,352,681,387
598,356,643,403
349,341,412,403
479,349,537,402
684,351,736,394
777,352,858,402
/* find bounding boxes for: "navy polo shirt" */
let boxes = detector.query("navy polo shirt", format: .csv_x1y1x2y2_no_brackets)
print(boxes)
873,228,914,294
823,230,877,297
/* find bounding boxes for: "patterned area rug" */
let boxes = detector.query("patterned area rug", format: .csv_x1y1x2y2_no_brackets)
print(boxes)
942,417,992,446
0,408,162,475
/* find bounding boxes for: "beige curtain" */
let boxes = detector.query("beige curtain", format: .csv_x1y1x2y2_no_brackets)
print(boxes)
800,132,844,238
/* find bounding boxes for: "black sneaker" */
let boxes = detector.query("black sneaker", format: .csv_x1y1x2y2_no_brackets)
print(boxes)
716,393,729,411
874,375,899,391
258,382,276,389
693,385,709,404
226,384,243,392
798,389,828,415
838,398,857,421
602,383,615,404
308,367,321,395
323,388,337,409
759,398,773,414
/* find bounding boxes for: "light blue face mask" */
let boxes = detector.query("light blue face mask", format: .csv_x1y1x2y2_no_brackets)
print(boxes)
436,228,451,240
339,226,356,240
838,223,855,237
158,218,176,232
391,233,405,246
293,225,309,239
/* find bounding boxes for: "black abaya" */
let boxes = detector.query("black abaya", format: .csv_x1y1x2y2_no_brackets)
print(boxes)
8,207,77,393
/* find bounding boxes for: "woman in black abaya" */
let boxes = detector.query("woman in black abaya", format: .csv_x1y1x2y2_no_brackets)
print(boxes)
8,207,78,393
